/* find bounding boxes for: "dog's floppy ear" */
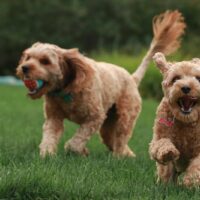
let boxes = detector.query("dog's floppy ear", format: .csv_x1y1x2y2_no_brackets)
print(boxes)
153,52,169,74
61,48,94,93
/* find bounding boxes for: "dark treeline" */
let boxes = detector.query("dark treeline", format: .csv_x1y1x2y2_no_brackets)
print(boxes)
0,0,199,74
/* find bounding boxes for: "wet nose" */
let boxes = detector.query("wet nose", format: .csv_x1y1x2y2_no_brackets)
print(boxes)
181,86,191,94
22,65,29,74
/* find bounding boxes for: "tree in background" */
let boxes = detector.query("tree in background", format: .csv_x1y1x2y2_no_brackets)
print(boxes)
0,0,199,75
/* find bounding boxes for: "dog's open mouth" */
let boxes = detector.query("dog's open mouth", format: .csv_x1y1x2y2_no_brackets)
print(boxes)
177,96,197,114
23,78,47,97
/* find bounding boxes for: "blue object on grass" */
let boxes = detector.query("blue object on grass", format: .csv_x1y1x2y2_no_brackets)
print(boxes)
0,76,23,86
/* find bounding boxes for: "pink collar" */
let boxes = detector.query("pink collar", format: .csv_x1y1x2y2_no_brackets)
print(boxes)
159,117,174,127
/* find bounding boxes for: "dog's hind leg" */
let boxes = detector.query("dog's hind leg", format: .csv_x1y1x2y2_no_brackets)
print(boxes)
100,104,118,151
100,85,141,157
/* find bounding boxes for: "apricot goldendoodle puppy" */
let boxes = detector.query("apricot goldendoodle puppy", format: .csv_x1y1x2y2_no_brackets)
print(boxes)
150,53,200,187
17,11,185,158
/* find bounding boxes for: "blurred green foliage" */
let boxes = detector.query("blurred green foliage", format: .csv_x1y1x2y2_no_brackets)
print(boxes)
0,0,199,82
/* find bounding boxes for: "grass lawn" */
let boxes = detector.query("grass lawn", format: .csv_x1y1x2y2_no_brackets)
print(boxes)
1,85,200,200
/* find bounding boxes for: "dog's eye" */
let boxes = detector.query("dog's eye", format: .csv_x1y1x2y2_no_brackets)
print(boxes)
26,56,30,61
172,76,181,84
196,76,200,82
40,58,50,65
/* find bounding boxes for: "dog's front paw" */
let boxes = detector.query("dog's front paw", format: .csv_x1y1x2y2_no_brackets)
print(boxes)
64,140,89,156
183,173,200,187
156,147,180,164
39,143,57,158
150,139,180,164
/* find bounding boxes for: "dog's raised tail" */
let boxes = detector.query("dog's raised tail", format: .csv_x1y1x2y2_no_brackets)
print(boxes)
132,10,186,86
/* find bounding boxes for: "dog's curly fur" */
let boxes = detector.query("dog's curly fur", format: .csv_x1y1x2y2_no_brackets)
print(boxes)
150,53,200,187
16,10,185,158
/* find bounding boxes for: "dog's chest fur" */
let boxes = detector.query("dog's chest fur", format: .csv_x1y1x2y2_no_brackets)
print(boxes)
46,95,98,124
156,100,200,160
171,121,200,159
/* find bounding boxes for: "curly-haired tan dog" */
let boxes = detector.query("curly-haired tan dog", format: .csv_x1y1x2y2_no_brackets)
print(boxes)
150,53,200,187
16,11,185,158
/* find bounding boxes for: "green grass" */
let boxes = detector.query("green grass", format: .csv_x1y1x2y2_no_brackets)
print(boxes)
1,85,200,200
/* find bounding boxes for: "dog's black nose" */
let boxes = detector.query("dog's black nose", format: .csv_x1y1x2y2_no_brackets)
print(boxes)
181,86,191,94
22,65,29,74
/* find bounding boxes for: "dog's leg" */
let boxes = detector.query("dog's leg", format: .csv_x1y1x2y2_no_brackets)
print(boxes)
156,162,178,184
100,105,137,157
64,114,105,156
149,138,180,164
183,154,200,187
39,118,64,157
102,87,141,157
100,104,118,151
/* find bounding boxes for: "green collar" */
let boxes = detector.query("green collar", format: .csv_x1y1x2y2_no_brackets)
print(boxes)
48,90,73,103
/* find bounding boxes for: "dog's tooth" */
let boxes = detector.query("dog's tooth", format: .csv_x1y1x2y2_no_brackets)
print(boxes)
28,89,37,94
181,107,185,112
180,100,184,108
181,106,192,114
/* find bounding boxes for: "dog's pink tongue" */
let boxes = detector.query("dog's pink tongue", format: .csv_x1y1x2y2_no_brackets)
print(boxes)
182,96,191,110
